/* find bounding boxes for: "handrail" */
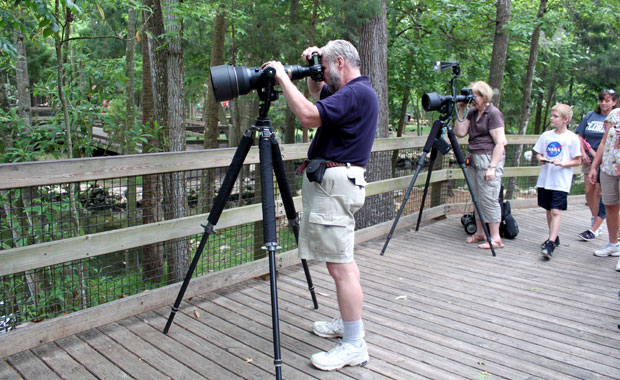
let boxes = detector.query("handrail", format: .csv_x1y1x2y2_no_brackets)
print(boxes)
0,135,542,277
0,135,539,189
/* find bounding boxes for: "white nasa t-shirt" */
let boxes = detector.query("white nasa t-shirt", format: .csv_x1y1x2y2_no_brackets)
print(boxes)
533,129,581,193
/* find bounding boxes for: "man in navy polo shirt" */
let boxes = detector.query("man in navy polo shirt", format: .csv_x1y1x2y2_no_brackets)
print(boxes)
264,40,378,371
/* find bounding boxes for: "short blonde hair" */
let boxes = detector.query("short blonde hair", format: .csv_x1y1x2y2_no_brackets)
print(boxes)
551,103,573,123
469,81,494,103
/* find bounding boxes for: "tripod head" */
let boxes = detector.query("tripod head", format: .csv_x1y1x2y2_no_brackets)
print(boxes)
422,61,474,119
256,66,279,121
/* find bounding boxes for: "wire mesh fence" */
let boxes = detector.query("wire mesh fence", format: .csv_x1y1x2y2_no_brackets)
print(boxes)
0,139,577,332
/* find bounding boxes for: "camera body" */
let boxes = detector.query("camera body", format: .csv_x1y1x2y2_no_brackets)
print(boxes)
210,53,324,102
422,88,475,112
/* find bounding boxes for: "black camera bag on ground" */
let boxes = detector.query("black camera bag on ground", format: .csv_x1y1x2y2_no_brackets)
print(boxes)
500,200,519,239
498,184,519,239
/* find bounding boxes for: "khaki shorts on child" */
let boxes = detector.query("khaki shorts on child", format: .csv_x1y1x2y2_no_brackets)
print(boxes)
298,166,366,263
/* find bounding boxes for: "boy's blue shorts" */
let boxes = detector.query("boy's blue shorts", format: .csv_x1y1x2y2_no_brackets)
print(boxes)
537,188,568,211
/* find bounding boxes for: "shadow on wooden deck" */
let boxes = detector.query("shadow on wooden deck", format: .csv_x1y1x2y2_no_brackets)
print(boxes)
1,204,619,380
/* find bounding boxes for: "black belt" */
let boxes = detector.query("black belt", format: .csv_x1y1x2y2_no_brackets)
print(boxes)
297,159,364,174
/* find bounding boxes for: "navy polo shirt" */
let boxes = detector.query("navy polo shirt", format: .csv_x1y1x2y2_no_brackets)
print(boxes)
307,76,378,166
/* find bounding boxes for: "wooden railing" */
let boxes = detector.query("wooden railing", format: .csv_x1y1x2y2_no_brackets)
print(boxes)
0,134,569,357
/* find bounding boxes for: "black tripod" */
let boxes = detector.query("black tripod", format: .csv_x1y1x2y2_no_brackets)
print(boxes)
163,67,318,380
381,106,497,257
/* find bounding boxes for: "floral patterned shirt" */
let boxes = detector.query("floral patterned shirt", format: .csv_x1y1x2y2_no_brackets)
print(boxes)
600,125,620,177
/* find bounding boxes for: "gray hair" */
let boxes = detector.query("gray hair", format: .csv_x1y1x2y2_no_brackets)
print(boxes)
322,40,361,68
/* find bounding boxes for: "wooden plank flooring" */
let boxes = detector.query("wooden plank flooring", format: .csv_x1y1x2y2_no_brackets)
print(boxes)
2,204,619,380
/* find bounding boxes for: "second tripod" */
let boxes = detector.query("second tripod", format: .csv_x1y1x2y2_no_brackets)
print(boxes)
381,115,497,257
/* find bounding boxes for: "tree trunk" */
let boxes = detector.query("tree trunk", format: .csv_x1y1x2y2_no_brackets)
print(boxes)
391,90,410,177
303,0,320,143
145,0,168,136
488,0,511,107
356,0,392,229
163,0,189,282
13,20,32,126
139,12,164,282
199,3,226,214
285,0,300,145
0,72,9,112
505,0,547,200
359,1,388,137
125,6,137,228
205,4,226,151
55,1,87,309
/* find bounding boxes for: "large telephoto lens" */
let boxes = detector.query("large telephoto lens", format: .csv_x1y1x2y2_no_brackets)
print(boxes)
210,58,322,102
210,65,263,102
422,92,450,112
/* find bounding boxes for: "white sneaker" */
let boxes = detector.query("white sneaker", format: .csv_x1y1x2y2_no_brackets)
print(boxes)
313,318,344,338
593,242,620,257
311,340,369,371
616,257,620,272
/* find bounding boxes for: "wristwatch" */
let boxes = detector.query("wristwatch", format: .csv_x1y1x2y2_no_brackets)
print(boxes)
488,165,496,169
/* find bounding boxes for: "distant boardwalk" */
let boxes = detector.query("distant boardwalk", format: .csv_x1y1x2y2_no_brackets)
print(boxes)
1,205,619,379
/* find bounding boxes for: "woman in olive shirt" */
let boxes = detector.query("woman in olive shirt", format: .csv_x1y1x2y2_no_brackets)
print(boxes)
454,81,508,249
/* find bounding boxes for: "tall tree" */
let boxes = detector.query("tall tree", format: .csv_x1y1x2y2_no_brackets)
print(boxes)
356,0,393,229
204,4,226,152
488,0,511,106
199,3,226,214
359,1,389,136
13,11,32,126
124,6,138,229
163,0,189,282
506,0,548,200
139,9,164,282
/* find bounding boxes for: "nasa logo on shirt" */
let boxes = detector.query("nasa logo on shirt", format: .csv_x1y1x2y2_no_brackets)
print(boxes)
546,142,563,158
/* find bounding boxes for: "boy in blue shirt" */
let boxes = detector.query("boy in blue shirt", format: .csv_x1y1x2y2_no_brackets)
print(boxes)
534,104,582,258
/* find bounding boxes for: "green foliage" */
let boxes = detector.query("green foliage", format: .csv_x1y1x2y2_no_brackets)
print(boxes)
0,107,61,162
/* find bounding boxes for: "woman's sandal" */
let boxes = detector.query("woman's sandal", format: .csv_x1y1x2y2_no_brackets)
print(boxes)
466,235,486,244
477,241,504,249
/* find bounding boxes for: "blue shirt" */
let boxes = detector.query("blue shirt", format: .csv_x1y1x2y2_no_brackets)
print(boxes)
307,76,378,166
576,111,607,154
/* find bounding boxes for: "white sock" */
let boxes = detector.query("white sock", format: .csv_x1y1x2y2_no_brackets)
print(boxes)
342,319,364,347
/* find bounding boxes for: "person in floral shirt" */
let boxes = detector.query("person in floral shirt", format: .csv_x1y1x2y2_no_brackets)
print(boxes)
588,108,620,270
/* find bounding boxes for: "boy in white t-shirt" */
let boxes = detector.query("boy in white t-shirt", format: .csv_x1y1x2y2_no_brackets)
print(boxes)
534,104,582,259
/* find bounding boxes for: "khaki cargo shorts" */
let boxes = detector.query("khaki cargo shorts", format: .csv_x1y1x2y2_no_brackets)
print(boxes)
465,153,505,223
298,165,366,263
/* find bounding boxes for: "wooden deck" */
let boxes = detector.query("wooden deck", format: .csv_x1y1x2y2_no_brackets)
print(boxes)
1,204,619,380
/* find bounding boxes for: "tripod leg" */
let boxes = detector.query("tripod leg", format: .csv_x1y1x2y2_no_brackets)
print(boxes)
270,138,319,309
380,151,428,255
381,120,444,255
258,129,283,380
415,147,438,231
163,132,255,334
446,127,496,256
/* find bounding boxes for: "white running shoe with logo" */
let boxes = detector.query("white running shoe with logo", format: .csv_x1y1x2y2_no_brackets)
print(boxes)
311,340,369,371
